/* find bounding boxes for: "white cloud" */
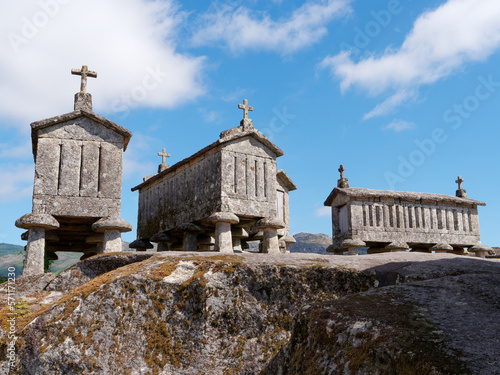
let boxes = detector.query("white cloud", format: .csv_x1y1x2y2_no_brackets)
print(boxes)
0,0,205,128
315,206,331,217
192,0,351,54
321,0,500,98
199,109,223,124
363,90,416,120
0,140,32,160
122,132,158,181
383,119,416,132
0,164,34,203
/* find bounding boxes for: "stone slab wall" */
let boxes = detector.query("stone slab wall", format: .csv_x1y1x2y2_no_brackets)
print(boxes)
32,117,123,217
277,179,290,237
332,198,481,247
220,137,277,218
137,150,222,238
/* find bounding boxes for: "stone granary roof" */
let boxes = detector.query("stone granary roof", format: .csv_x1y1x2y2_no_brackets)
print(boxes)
277,170,297,191
30,110,133,159
324,187,486,207
132,126,284,191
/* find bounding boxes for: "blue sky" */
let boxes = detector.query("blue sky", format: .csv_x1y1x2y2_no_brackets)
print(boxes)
1,0,499,246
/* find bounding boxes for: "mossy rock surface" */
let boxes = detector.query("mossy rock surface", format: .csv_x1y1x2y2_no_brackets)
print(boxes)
1,252,499,374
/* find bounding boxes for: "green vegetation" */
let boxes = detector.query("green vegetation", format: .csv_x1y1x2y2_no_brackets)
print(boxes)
0,242,82,278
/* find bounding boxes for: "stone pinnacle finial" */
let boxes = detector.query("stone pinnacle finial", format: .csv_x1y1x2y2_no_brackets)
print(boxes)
238,99,254,130
71,65,97,112
455,175,467,198
158,148,170,173
337,164,349,188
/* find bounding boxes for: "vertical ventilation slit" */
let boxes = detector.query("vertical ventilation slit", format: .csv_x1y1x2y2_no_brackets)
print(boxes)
255,160,258,197
97,145,102,193
362,204,367,226
263,161,267,198
78,144,84,194
244,158,248,197
57,143,63,194
437,209,443,229
234,156,237,193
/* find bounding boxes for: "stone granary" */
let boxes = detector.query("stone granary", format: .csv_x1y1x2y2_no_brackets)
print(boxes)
131,100,296,254
16,66,132,277
324,166,491,257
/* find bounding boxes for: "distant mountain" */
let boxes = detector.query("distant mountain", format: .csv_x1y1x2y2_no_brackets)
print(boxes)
0,243,80,278
290,232,332,254
289,233,369,255
0,243,25,278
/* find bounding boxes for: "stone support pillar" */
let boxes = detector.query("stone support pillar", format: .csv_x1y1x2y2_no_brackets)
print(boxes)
207,212,240,253
282,235,296,254
178,223,202,252
130,238,154,252
103,230,122,253
86,234,104,254
232,227,249,253
262,227,279,254
15,213,60,277
255,218,286,254
469,245,492,258
150,232,174,252
197,235,215,251
430,243,453,254
384,242,409,252
23,228,46,276
340,238,366,256
183,232,198,252
92,216,132,253
215,221,233,253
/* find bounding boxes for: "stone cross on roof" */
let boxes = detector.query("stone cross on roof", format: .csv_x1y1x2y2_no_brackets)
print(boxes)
71,65,97,94
339,165,345,179
238,99,253,120
337,164,349,188
455,175,467,198
158,148,170,173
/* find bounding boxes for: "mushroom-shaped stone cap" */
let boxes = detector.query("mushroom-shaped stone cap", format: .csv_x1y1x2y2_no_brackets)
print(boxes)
129,239,154,249
92,217,132,233
178,223,202,233
252,230,264,240
86,234,104,244
15,213,59,230
150,232,175,243
385,242,409,251
232,227,249,238
198,234,215,244
255,217,285,229
207,212,239,224
340,238,366,249
430,243,453,251
282,235,296,244
469,245,493,252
